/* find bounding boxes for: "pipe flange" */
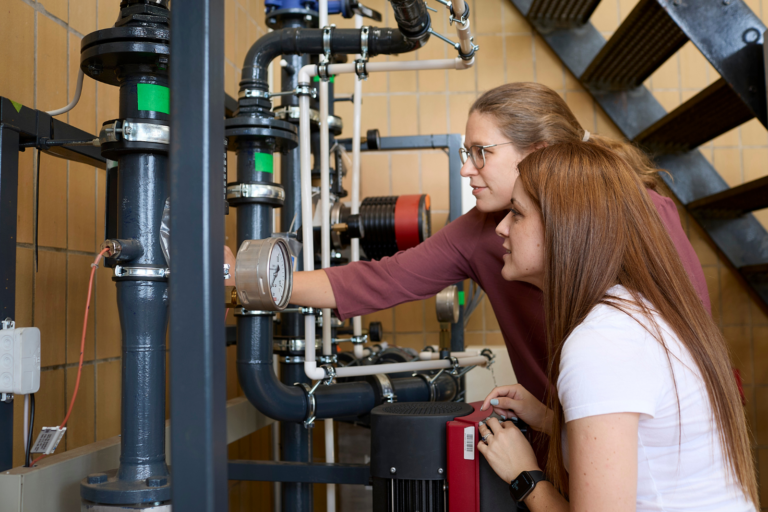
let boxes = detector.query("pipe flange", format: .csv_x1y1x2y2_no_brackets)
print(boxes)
354,59,368,81
360,26,370,60
322,25,336,60
226,182,285,207
113,265,169,282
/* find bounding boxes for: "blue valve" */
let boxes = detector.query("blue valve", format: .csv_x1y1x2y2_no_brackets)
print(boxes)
264,0,381,20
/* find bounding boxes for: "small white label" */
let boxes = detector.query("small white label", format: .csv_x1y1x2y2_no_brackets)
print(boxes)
31,426,66,455
464,426,475,460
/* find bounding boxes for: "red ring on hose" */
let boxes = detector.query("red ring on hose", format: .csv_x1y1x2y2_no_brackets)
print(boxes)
394,195,423,251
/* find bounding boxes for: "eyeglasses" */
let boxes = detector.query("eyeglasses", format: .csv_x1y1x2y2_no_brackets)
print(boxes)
458,141,517,170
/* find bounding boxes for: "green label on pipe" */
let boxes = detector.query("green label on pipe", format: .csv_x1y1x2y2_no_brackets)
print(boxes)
10,100,22,113
312,75,335,82
137,84,170,114
254,152,274,173
458,291,465,306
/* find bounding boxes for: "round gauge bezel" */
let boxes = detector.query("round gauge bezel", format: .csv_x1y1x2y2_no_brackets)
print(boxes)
235,237,294,312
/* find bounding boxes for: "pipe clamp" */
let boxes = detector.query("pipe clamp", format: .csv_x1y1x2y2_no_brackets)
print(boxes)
239,88,270,99
354,60,368,80
360,26,370,60
226,183,285,205
295,84,318,99
114,265,169,279
322,25,336,60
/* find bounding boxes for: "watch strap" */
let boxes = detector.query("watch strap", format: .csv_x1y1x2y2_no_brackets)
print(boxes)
509,470,546,502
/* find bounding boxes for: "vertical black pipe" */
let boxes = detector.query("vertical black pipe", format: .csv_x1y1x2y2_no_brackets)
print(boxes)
169,0,229,509
0,124,19,471
115,149,169,483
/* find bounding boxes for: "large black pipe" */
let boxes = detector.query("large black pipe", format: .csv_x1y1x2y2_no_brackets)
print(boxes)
240,27,427,92
389,0,431,41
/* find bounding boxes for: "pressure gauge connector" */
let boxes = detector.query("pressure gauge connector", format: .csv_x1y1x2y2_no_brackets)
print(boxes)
235,238,294,311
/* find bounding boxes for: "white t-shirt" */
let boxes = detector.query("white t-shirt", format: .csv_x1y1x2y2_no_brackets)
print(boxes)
557,286,754,512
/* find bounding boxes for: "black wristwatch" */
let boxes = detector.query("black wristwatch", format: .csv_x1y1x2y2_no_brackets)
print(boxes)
509,470,546,502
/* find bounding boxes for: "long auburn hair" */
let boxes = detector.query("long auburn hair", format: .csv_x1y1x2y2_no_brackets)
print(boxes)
470,82,661,190
516,142,758,507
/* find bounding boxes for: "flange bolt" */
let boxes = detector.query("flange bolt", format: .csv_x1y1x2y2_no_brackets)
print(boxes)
87,473,108,484
147,476,168,487
390,467,396,474
438,468,444,474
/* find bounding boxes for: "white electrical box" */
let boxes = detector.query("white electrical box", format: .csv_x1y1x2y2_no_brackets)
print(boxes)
0,326,41,394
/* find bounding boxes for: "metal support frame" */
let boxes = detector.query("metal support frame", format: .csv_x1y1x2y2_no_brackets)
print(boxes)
509,0,768,310
228,461,371,485
168,1,228,511
338,134,466,351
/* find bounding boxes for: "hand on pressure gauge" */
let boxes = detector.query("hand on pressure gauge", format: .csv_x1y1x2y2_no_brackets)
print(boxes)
234,237,293,311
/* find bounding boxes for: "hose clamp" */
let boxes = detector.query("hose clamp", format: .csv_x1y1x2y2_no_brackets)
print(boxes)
354,59,368,81
371,373,396,403
414,372,439,402
300,366,336,428
234,308,275,316
448,1,470,26
317,62,332,82
226,183,285,203
360,26,370,60
322,25,335,60
239,88,270,99
99,120,170,145
114,265,170,279
295,84,318,99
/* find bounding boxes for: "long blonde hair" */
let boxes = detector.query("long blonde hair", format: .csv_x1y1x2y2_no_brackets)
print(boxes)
517,142,757,507
470,82,661,190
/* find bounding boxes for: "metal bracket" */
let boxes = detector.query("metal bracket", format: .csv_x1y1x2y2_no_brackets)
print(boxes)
427,27,461,51
360,26,370,60
348,334,368,344
234,308,276,317
295,84,318,99
0,318,14,330
99,120,170,145
0,393,13,403
354,60,368,81
301,366,336,428
318,354,338,365
322,25,336,60
239,89,271,99
114,265,170,279
317,62,332,82
371,373,396,403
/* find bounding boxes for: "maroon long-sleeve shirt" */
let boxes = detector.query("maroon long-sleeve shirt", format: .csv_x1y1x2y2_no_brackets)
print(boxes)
325,189,709,466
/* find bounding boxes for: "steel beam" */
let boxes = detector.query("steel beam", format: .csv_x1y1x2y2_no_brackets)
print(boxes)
168,0,228,511
228,461,371,485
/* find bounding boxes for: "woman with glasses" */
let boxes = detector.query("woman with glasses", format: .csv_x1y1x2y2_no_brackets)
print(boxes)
288,82,709,467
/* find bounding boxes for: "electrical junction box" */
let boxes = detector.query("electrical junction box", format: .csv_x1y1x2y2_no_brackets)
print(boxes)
0,326,41,394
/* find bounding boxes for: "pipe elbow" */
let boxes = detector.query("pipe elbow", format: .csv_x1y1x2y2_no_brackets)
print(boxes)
237,362,307,422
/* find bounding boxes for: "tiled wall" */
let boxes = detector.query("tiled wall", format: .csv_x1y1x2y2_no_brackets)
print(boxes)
3,0,768,509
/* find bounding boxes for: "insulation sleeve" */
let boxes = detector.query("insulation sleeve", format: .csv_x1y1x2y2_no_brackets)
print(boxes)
240,27,423,90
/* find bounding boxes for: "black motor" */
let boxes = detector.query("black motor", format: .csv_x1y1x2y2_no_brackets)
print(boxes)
370,402,474,512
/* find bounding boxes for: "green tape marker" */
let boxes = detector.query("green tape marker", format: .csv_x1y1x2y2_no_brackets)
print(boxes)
10,100,22,113
458,291,465,306
312,75,335,82
254,152,273,173
137,84,170,114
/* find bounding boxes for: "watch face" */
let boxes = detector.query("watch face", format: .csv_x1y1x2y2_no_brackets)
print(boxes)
509,471,535,502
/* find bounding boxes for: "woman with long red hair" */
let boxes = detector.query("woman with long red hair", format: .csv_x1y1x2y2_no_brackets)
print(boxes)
477,142,757,511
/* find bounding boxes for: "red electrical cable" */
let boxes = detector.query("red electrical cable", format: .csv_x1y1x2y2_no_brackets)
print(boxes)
31,247,110,466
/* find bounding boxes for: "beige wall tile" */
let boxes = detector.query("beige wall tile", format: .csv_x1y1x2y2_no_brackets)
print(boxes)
474,0,503,34
651,90,680,113
476,36,505,92
755,387,768,445
502,1,531,33
38,153,68,249
362,308,394,334
17,150,34,245
679,41,709,90
64,364,95,450
96,264,121,359
96,359,121,440
235,4,249,68
419,94,448,135
0,0,35,107
421,152,450,211
359,95,389,136
36,250,67,366
391,153,419,196
721,268,751,325
713,148,742,187
650,54,679,90
16,247,34,328
417,41,448,93
68,163,96,252
37,15,68,113
741,118,768,146
67,253,96,363
591,0,619,33
464,331,484,347
753,326,768,385
743,148,768,182
703,266,721,326
534,36,564,92
97,81,119,125
505,35,534,83
36,368,66,442
225,0,236,64
68,34,97,134
360,152,390,198
565,91,595,131
389,95,418,137
394,332,425,351
464,300,483,331
449,93,475,134
688,222,719,267
70,0,96,34
394,300,424,332
389,53,417,93
431,212,449,233
98,0,119,29
595,106,624,140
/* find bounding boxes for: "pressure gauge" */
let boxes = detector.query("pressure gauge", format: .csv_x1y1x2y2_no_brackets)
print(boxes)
235,237,294,311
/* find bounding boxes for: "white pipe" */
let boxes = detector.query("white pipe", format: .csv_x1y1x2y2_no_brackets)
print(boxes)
419,350,479,360
300,56,475,383
330,355,489,378
47,69,84,116
447,0,472,56
351,14,365,360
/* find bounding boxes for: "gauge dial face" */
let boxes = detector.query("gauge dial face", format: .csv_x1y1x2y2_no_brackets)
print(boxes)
269,244,287,306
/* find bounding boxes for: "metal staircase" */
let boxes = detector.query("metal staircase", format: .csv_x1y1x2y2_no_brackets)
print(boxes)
509,0,768,310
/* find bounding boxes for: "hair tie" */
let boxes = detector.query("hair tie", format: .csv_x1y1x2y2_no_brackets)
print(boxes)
582,130,590,142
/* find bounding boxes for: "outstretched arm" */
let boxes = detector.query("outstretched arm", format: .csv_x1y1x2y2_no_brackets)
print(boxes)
290,270,337,309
